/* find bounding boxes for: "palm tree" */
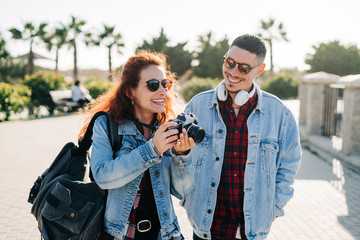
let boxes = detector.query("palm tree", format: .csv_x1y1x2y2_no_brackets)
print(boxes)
257,18,289,74
0,32,10,81
67,16,86,79
43,24,68,73
136,27,168,53
0,32,9,60
9,22,47,75
194,32,230,78
136,28,193,76
86,25,124,80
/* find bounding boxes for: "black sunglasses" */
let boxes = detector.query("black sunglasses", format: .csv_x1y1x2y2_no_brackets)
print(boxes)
145,79,172,92
223,56,262,75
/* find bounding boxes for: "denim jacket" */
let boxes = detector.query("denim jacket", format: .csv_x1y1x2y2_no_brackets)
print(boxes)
183,85,302,240
90,115,193,240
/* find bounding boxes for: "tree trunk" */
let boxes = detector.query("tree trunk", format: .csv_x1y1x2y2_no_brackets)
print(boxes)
5,111,10,121
73,42,78,79
27,41,34,75
55,48,59,73
28,107,34,116
108,46,112,81
269,39,274,75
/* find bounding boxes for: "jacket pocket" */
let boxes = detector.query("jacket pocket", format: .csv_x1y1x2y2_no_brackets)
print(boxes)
193,132,211,166
261,140,279,174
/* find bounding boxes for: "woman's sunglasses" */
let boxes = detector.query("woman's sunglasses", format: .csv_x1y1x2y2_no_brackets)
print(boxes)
223,56,262,75
145,79,172,92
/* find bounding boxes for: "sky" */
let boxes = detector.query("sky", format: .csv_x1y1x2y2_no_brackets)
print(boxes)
1,0,359,73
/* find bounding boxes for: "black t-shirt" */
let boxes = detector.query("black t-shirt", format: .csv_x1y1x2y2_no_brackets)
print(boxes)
133,120,160,227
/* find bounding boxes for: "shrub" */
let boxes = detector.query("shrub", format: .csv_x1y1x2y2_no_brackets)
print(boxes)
0,83,31,121
181,77,221,102
23,72,66,115
84,78,114,99
261,74,298,99
0,57,27,83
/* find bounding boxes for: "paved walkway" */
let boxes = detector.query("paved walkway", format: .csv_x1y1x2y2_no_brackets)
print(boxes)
0,106,359,239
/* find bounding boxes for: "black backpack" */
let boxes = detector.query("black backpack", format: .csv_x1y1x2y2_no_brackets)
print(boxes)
28,111,122,240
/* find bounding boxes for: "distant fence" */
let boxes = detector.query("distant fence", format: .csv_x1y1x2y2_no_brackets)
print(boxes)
299,72,360,167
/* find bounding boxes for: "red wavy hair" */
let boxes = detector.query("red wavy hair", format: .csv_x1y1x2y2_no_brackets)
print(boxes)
79,51,177,140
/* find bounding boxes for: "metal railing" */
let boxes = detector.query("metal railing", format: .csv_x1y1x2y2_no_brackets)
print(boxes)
322,84,344,137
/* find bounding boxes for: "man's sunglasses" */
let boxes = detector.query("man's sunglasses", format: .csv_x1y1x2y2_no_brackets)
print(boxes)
145,79,172,92
223,56,262,75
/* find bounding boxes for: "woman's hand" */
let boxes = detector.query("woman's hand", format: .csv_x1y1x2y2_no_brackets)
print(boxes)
173,128,196,154
152,121,180,154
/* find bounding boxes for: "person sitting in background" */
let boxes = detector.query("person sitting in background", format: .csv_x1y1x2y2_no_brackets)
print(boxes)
71,79,92,106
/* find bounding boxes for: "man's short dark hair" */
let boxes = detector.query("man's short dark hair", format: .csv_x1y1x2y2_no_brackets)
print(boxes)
231,34,267,61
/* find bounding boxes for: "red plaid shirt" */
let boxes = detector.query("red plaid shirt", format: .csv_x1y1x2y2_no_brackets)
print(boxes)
211,91,257,240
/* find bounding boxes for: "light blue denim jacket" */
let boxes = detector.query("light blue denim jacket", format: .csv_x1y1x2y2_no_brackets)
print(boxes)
90,115,193,240
183,85,302,240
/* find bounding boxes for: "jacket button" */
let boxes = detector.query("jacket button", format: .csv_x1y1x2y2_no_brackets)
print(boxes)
204,234,208,238
215,157,220,161
163,212,168,217
159,191,164,196
166,232,170,237
155,171,160,176
207,209,211,214
211,183,215,187
218,129,223,133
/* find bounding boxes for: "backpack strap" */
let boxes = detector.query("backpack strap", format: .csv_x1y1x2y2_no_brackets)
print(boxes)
105,113,123,159
78,111,107,153
79,111,123,182
78,111,122,155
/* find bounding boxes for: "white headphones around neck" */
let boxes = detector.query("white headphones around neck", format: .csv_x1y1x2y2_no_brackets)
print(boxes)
217,83,256,106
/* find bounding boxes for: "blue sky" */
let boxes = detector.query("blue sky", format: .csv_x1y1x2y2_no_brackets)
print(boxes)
1,0,359,72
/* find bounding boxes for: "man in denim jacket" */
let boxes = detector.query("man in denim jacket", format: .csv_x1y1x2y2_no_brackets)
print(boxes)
183,34,302,240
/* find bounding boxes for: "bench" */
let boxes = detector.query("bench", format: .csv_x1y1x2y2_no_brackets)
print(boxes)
49,90,82,109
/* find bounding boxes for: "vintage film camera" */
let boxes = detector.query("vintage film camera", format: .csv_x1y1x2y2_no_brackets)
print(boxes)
167,113,205,143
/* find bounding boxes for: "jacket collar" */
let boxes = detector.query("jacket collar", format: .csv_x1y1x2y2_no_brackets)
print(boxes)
255,84,266,113
117,118,138,136
117,118,159,137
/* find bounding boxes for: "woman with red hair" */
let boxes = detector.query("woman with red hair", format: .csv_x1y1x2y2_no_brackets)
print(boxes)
80,51,195,240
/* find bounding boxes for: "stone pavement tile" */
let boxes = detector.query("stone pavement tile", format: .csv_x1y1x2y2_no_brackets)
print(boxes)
174,147,360,240
172,197,192,240
1,112,360,240
267,148,358,240
0,114,82,240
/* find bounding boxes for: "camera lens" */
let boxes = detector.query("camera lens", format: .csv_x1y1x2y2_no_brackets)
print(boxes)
185,125,205,143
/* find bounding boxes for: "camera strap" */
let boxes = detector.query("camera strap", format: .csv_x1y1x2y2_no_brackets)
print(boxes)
128,115,157,131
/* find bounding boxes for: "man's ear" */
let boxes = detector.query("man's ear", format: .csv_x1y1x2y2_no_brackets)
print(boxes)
256,63,266,76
